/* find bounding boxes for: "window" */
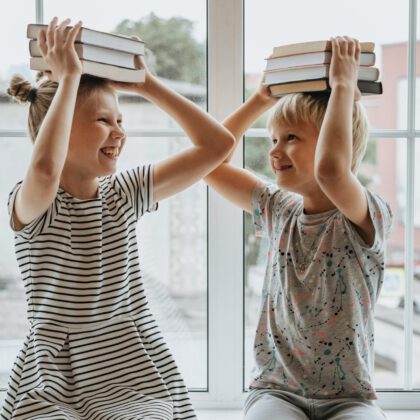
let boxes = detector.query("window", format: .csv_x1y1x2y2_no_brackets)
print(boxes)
244,0,420,408
1,0,419,411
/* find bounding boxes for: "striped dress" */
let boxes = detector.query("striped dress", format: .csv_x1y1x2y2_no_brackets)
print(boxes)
1,165,196,420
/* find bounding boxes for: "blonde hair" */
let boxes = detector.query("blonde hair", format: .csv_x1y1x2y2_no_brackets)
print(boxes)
267,93,369,174
7,73,115,143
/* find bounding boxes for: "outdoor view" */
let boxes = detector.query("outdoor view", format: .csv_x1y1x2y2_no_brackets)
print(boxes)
0,1,208,391
244,0,420,391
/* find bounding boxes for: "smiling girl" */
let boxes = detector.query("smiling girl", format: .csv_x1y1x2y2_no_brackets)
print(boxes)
2,17,233,420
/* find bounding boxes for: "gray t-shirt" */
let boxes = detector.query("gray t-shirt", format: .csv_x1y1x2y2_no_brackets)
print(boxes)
250,180,393,399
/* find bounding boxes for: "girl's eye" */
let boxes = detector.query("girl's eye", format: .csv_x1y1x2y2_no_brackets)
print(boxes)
98,118,107,123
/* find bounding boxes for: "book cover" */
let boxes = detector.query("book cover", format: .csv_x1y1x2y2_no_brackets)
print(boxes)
269,79,383,97
29,39,137,69
264,65,380,85
271,40,375,58
27,23,144,55
30,57,145,83
265,51,376,71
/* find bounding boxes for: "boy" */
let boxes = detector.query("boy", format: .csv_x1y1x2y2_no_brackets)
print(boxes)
205,37,391,419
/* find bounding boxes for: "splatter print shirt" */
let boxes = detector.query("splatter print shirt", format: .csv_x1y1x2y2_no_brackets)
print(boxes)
250,180,393,399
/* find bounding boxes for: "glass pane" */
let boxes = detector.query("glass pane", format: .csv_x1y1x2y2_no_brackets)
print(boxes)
121,137,208,390
413,139,420,390
44,0,207,127
244,133,407,390
0,139,32,387
245,0,409,130
0,1,36,129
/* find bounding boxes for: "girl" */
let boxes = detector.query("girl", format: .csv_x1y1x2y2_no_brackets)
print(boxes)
2,17,234,420
205,37,391,419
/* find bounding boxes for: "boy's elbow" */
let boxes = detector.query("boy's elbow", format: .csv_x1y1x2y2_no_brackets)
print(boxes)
215,131,236,157
315,159,350,183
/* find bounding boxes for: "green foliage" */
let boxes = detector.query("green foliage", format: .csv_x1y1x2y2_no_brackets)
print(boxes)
114,13,205,84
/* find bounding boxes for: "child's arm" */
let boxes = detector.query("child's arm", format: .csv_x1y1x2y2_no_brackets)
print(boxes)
13,17,83,230
314,36,375,245
113,53,235,203
204,82,278,213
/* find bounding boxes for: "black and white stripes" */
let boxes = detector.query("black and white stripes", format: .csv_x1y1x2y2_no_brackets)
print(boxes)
1,165,196,420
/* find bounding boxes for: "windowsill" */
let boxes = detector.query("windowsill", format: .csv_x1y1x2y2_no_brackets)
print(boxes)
195,409,420,419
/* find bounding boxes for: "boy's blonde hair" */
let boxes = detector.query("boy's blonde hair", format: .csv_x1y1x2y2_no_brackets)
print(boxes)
7,73,115,143
267,93,369,174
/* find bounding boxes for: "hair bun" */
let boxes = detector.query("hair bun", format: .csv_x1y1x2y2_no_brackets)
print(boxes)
7,74,34,104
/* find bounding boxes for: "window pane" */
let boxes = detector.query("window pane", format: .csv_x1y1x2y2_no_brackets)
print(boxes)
0,1,35,129
413,139,420,390
244,0,409,130
243,136,407,390
44,0,207,127
121,137,208,390
0,139,32,387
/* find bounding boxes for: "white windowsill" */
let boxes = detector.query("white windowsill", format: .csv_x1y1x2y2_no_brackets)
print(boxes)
196,409,420,420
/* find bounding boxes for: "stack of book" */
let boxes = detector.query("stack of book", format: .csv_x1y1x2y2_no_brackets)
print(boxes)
263,40,382,97
27,23,146,83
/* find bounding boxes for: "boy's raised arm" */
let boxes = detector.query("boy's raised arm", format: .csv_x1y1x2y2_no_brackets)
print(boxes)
314,36,375,245
204,83,278,213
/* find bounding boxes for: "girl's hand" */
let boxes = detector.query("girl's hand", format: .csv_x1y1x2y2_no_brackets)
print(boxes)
111,36,156,95
37,17,83,82
329,36,361,101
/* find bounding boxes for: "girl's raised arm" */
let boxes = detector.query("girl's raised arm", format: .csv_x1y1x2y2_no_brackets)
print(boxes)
204,82,278,213
12,18,82,230
112,54,235,203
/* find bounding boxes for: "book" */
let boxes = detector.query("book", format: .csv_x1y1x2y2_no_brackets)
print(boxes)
264,64,380,85
29,39,137,69
27,23,144,55
30,56,145,83
265,51,375,71
268,79,383,97
270,40,375,58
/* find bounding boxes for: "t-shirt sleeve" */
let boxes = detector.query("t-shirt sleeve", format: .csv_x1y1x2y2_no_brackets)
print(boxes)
114,164,158,220
343,188,393,253
251,179,286,238
7,181,60,240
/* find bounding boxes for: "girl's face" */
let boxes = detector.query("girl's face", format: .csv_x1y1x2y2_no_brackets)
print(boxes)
67,88,126,179
268,120,319,195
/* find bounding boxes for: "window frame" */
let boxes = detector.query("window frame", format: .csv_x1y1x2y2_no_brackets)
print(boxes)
1,0,419,410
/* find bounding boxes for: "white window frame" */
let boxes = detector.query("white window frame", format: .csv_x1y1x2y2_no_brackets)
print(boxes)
1,0,419,411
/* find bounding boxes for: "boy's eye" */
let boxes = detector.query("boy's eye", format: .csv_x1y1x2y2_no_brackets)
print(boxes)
98,118,108,123
287,134,297,141
271,138,278,145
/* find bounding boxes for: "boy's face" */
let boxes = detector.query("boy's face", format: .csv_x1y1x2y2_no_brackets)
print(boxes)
67,88,126,178
268,120,319,194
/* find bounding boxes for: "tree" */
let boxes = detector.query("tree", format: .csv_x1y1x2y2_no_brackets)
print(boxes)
114,13,205,85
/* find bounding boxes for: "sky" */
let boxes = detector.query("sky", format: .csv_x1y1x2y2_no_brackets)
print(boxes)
0,0,412,80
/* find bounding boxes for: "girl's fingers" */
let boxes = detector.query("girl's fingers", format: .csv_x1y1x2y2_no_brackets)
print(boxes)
65,20,83,47
54,18,70,46
37,30,48,56
46,16,58,49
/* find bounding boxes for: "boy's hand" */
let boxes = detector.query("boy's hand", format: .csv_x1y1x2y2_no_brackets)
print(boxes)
329,36,361,101
37,17,83,82
255,73,279,106
111,36,156,95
